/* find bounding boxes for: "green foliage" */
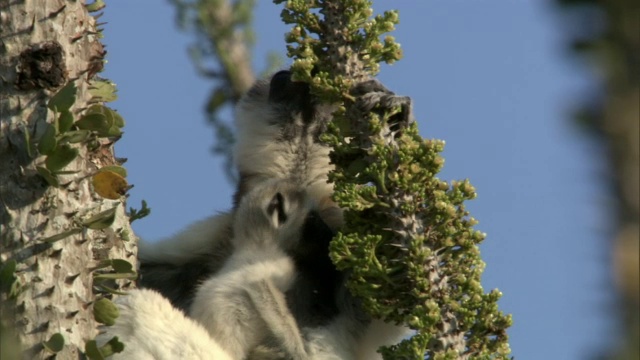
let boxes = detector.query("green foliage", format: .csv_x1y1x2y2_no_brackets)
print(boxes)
48,82,77,112
276,0,402,102
38,228,82,243
83,206,118,230
128,200,151,223
0,260,22,299
93,298,120,326
276,1,512,358
89,79,118,103
34,81,126,187
85,336,124,359
42,333,65,353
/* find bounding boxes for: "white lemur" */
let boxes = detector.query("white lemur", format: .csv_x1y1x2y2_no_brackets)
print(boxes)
190,179,365,359
99,181,361,359
138,70,339,312
137,70,412,358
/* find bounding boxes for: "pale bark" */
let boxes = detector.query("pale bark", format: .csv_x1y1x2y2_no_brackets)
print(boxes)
0,1,136,358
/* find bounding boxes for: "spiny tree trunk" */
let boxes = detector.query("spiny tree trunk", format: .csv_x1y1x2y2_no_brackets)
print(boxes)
1,1,137,358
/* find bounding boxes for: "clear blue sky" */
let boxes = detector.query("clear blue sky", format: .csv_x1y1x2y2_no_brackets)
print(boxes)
102,1,616,359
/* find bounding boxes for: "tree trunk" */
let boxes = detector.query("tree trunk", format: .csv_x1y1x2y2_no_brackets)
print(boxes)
1,1,137,358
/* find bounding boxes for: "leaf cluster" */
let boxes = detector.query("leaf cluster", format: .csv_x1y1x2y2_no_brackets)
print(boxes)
275,0,512,358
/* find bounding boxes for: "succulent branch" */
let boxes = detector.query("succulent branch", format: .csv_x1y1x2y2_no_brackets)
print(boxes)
275,0,512,358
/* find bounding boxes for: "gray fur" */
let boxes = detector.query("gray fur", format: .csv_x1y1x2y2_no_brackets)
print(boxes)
189,180,311,359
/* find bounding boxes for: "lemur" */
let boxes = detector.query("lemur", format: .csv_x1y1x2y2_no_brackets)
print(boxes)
137,70,412,358
98,181,358,359
190,179,363,359
137,70,338,313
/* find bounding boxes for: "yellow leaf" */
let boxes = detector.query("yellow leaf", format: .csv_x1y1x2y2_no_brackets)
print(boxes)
92,171,128,200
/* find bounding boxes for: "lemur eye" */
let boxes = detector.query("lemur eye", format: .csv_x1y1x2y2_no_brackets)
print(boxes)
267,192,288,227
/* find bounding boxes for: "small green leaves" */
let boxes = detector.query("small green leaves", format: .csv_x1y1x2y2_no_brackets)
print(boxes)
42,333,65,353
89,80,118,103
58,130,91,144
76,105,124,137
38,228,82,243
85,0,106,12
85,336,124,360
97,259,134,274
85,340,104,360
99,336,124,357
0,260,17,294
93,259,138,284
45,144,78,173
93,298,119,326
76,113,109,133
48,82,77,112
128,200,151,223
23,126,36,158
58,110,74,133
36,166,60,187
37,123,57,155
83,206,118,230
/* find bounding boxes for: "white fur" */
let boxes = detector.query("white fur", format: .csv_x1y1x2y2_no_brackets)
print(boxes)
233,88,335,212
355,320,412,359
96,289,232,360
190,249,301,359
189,181,310,359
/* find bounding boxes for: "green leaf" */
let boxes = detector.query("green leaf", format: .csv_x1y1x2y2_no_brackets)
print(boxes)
75,113,110,133
85,340,105,360
101,125,122,137
38,228,82,243
93,298,120,326
94,283,128,296
99,336,125,357
111,259,134,273
85,0,106,12
99,165,127,178
96,259,134,274
37,123,57,155
45,144,78,173
58,110,74,133
48,82,77,112
111,110,125,128
43,333,65,353
93,273,137,281
129,200,151,223
36,166,60,187
83,206,118,230
0,259,17,293
58,130,91,144
23,127,35,158
89,80,117,102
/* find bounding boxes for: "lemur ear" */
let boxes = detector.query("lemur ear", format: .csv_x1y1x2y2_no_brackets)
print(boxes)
266,192,288,227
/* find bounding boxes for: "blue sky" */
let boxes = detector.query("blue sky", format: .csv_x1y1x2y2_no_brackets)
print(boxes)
102,1,616,359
